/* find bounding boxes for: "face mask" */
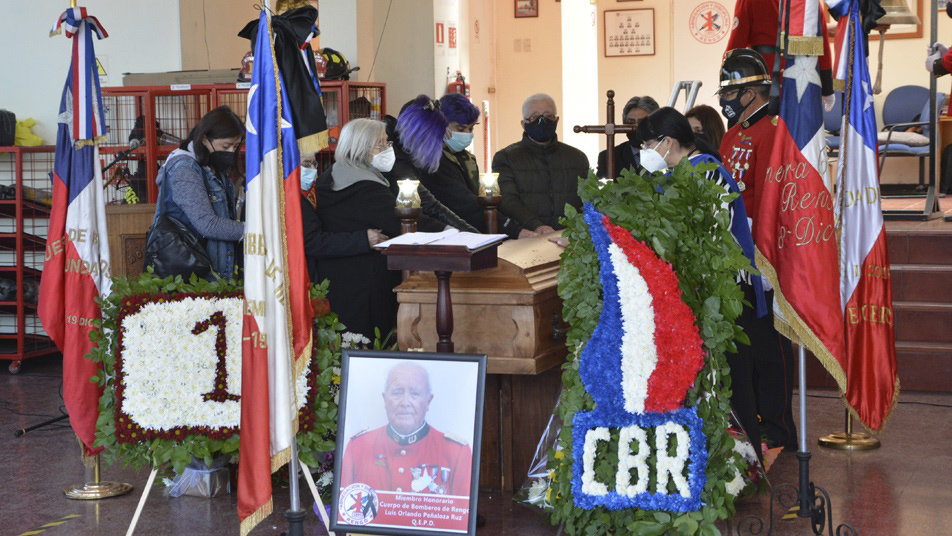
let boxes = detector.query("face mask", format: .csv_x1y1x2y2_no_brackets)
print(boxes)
626,130,640,147
523,116,558,143
371,146,396,172
208,150,236,173
720,89,751,128
639,138,670,173
300,166,318,190
444,131,474,152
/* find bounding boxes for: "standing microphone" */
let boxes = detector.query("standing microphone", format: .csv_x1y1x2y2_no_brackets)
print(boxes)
128,138,143,151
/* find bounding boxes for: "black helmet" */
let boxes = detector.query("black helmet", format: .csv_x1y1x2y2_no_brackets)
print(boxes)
717,48,771,94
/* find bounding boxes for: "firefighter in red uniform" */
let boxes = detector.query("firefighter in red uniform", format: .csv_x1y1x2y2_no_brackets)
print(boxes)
340,362,473,496
727,0,836,107
718,49,798,452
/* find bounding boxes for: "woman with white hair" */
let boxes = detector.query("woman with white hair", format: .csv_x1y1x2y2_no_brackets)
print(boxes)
311,118,403,341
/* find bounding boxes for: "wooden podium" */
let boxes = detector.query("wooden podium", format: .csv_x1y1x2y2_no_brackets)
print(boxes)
392,233,568,491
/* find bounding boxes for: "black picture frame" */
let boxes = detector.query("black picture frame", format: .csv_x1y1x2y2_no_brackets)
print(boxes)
330,350,487,536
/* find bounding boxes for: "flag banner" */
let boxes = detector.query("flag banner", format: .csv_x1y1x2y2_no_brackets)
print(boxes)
238,6,329,155
238,9,314,535
829,0,899,432
38,6,112,458
756,1,846,409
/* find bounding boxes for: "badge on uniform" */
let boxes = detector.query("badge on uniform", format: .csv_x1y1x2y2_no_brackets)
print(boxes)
411,464,431,492
374,453,385,466
737,180,746,192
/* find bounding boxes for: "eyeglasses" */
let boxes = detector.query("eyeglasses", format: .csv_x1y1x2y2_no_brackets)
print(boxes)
524,113,558,123
640,137,665,151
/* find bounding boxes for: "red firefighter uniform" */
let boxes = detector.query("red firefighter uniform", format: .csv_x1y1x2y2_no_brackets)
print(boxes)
727,0,835,95
719,103,776,241
340,423,472,496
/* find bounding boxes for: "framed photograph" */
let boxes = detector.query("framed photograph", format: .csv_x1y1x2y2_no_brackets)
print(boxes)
604,9,655,57
515,0,538,18
330,350,488,536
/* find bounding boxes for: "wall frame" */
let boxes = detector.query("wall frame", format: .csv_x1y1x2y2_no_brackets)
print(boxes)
515,0,539,18
604,8,655,57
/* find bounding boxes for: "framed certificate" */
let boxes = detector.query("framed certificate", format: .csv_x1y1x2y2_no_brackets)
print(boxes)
604,8,655,57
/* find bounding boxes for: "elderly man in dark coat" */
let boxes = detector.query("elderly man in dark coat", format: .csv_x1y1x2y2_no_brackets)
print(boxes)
492,93,589,235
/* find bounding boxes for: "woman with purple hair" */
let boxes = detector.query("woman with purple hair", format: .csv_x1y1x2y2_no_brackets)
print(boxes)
383,95,478,233
410,93,521,236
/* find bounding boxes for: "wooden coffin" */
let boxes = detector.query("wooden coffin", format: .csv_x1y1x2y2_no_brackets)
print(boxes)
394,232,568,375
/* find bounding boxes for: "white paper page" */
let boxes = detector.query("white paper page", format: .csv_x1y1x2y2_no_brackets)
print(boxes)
374,229,459,249
431,232,508,250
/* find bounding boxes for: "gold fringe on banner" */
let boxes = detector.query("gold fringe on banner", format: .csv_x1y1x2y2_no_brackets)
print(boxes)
755,250,901,434
240,498,273,536
298,130,329,156
755,250,847,391
782,33,825,56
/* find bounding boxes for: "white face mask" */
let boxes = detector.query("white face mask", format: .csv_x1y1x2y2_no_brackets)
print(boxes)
300,166,318,190
371,146,396,172
639,138,670,173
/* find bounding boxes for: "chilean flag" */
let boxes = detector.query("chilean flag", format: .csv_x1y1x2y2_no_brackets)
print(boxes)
38,7,111,458
829,0,899,432
238,9,314,535
756,1,846,400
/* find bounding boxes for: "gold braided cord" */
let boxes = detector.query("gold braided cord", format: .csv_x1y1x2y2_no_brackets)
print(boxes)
74,135,108,149
239,498,273,536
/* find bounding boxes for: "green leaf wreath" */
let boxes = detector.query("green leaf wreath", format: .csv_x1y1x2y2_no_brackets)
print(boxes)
87,273,343,476
549,162,758,535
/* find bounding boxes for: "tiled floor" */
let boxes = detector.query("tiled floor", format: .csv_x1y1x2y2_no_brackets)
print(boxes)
4,355,951,535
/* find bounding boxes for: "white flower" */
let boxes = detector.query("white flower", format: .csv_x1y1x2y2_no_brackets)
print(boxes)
608,244,658,414
725,435,759,496
654,423,691,498
581,427,610,496
340,332,370,349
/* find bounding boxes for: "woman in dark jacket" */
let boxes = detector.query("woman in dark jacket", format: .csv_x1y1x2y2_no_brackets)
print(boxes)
313,118,403,341
151,106,245,280
383,95,478,233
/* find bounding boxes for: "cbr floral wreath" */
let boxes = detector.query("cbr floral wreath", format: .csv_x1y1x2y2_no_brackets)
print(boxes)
89,274,343,473
550,161,759,535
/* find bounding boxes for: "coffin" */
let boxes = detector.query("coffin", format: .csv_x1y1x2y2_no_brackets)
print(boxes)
394,232,568,375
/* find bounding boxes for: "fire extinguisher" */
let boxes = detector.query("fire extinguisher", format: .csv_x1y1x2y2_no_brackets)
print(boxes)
446,70,471,98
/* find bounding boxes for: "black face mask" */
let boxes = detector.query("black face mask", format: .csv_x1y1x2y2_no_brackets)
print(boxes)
626,130,640,147
208,150,236,173
523,116,558,143
720,89,752,128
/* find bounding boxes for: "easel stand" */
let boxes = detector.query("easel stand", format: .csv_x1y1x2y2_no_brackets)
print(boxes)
736,347,856,535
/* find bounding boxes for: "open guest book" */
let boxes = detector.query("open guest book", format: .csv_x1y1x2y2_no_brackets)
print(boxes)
374,229,508,250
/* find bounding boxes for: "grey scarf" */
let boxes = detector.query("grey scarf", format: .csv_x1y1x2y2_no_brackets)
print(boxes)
330,161,389,191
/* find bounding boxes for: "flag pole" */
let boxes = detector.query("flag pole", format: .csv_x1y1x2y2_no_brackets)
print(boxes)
286,439,305,535
64,454,133,500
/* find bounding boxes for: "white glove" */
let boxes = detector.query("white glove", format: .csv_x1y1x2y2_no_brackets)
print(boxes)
822,94,836,112
926,42,948,73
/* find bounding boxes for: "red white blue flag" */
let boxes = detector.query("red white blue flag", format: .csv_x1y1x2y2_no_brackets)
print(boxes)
38,7,112,458
238,9,314,535
756,1,846,399
829,0,899,432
